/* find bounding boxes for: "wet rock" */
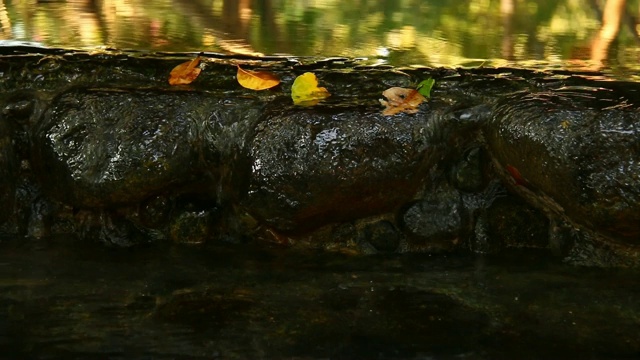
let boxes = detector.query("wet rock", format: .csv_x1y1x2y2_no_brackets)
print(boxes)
81,211,148,247
217,210,260,244
25,196,56,239
31,88,216,208
360,220,401,253
548,220,577,257
295,217,402,253
0,114,17,225
473,195,549,251
4,176,38,236
461,181,507,254
2,95,35,163
399,183,464,252
2,97,34,125
169,207,216,245
200,96,265,206
244,102,447,233
562,230,640,267
7,171,80,239
138,194,173,229
485,90,640,245
449,146,486,192
0,52,637,265
331,222,358,248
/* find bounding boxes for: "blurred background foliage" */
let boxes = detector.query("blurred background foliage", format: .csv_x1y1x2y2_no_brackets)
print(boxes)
1,0,640,76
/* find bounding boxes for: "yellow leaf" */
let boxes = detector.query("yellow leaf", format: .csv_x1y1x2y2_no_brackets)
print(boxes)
236,66,280,90
379,87,426,116
291,72,331,106
168,56,202,86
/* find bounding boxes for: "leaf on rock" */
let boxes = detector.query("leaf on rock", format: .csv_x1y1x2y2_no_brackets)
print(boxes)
379,87,426,116
237,66,280,90
506,164,529,187
416,78,435,98
291,72,331,106
168,56,202,86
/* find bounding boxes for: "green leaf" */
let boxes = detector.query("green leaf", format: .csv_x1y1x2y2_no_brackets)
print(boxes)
416,78,435,98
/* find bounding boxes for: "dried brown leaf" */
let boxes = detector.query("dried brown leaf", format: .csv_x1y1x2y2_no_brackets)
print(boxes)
379,87,426,116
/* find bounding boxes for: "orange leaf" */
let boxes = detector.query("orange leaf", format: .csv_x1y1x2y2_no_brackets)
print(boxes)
379,87,426,116
236,65,280,90
168,56,202,86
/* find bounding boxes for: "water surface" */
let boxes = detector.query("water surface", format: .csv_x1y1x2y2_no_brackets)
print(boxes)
2,0,640,79
1,238,638,359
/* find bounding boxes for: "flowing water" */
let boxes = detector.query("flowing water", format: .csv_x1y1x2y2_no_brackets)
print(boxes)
1,1,640,358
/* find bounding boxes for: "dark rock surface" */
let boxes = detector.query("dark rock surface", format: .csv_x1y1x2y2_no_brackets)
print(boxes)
0,113,17,225
361,220,401,253
400,183,465,252
0,50,638,268
243,102,447,233
32,89,207,207
485,89,640,245
474,195,550,251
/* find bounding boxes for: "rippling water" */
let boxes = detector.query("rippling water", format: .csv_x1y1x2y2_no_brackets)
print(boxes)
2,0,640,79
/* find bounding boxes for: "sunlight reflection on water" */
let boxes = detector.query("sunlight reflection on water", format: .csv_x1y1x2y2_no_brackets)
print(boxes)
1,0,640,79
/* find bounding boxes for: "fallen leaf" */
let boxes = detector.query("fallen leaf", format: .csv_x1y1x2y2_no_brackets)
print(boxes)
379,87,426,116
506,164,528,186
236,65,280,90
291,72,331,106
168,56,202,86
416,78,435,98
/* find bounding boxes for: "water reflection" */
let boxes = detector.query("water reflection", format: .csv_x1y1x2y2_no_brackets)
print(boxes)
589,0,639,69
1,0,640,76
1,238,639,358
